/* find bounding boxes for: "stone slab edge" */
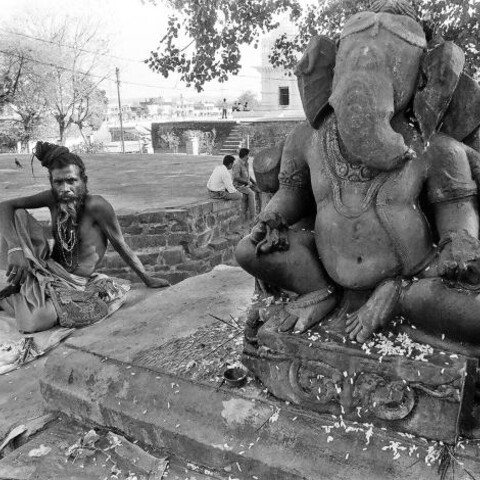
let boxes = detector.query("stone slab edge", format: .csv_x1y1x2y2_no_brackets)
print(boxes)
40,344,480,480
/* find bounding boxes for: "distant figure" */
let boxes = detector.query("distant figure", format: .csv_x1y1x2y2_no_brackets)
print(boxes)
14,158,23,169
222,98,228,119
207,155,242,201
243,102,249,111
232,148,257,219
232,101,239,112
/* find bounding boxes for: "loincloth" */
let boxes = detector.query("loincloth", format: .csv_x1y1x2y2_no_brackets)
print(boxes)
48,273,130,328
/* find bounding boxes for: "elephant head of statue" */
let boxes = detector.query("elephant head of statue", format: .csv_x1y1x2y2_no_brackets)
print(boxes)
295,0,480,171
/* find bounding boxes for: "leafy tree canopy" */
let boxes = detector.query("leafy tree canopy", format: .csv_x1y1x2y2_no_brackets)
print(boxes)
145,0,480,91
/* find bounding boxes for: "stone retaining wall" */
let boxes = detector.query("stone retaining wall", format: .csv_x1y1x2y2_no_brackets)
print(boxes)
96,199,247,285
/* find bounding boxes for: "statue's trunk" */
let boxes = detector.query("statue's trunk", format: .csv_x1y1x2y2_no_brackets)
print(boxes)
329,71,409,171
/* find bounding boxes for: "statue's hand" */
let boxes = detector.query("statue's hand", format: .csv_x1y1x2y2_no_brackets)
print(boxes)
249,211,289,255
437,230,480,284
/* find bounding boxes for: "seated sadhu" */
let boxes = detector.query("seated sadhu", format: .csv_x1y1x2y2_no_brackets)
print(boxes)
0,142,169,333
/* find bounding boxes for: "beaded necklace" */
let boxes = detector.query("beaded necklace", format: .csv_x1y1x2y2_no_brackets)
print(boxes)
54,216,79,272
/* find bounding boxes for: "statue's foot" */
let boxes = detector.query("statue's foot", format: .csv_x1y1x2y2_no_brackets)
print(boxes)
345,280,402,343
278,286,338,333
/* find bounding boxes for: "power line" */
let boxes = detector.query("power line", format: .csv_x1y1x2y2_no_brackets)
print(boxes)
0,47,300,98
1,30,143,64
0,30,301,83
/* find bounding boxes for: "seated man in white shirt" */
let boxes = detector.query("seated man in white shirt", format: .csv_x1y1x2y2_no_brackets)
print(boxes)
207,155,242,201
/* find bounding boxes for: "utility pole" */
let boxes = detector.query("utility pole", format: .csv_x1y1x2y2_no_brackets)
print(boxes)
115,67,125,154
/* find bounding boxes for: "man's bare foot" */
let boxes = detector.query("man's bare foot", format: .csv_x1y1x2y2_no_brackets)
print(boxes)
278,287,338,333
345,280,402,343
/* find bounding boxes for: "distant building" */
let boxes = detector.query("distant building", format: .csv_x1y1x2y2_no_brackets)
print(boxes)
256,25,303,116
106,103,134,122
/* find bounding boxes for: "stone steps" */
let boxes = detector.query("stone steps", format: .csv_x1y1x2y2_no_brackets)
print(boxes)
219,125,251,154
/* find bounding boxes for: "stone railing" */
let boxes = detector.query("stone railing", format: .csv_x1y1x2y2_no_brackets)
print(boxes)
97,199,248,284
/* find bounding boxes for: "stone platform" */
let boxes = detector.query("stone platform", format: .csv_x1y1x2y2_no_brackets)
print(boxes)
39,267,480,479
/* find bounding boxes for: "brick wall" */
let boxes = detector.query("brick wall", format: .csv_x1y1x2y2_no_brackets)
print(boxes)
96,199,248,285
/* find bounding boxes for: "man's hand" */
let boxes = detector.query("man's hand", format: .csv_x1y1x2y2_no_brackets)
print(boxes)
6,249,29,286
144,276,170,289
250,211,290,255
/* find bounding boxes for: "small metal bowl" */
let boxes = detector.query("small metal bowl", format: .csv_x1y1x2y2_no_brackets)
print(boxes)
223,367,247,387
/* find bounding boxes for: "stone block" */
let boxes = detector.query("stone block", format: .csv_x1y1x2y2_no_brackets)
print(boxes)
187,201,213,217
208,238,230,251
118,215,136,228
169,219,194,232
190,246,211,259
209,253,224,267
153,265,171,273
138,211,168,224
124,225,144,235
194,230,214,247
164,208,190,223
194,216,207,232
160,246,186,266
125,235,166,250
167,232,195,246
206,214,217,229
137,252,159,265
175,260,209,273
148,224,169,235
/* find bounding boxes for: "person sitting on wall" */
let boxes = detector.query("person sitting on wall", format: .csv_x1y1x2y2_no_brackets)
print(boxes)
0,142,170,333
232,148,257,220
207,155,242,201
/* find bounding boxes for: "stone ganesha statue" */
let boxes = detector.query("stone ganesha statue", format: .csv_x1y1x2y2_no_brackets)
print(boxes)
235,0,480,345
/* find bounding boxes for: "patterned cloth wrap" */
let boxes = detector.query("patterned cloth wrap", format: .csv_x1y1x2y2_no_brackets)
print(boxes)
49,274,130,328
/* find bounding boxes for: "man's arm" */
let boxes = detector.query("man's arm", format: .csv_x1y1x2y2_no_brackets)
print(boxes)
0,191,54,286
90,196,169,288
0,191,54,247
222,169,238,194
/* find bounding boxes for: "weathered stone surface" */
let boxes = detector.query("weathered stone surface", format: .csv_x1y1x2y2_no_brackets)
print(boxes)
243,305,478,443
147,224,169,235
167,232,195,247
136,252,159,265
160,246,187,266
117,214,136,228
160,271,191,285
195,230,215,247
175,260,208,273
208,238,230,251
190,246,212,260
38,268,480,479
124,224,144,235
125,234,166,250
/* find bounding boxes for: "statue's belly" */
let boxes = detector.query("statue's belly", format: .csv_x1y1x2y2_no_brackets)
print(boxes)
315,204,432,289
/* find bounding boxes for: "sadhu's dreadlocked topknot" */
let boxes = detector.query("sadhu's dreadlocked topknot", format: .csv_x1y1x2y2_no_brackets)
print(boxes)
33,141,87,182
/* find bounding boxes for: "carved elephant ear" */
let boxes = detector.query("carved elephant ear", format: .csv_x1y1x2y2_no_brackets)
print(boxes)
413,41,465,145
295,35,336,129
441,72,480,143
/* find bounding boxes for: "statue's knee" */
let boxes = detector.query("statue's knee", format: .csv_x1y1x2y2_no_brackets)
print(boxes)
235,236,256,270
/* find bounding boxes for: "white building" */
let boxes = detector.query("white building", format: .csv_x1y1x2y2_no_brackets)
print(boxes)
256,25,304,117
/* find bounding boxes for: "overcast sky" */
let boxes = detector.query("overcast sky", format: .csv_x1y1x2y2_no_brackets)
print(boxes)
2,0,267,102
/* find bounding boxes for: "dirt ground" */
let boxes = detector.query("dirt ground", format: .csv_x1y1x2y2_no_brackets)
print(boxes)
0,153,224,218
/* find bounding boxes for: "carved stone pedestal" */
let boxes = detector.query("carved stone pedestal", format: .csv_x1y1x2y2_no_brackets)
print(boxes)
243,303,478,443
